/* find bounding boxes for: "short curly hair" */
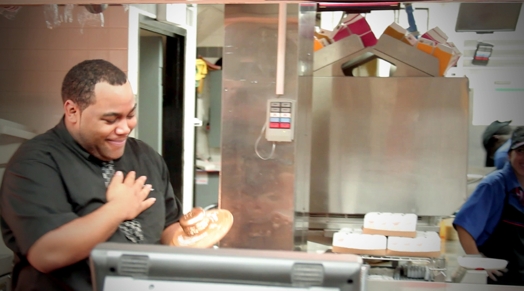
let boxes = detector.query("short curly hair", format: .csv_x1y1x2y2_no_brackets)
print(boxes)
61,59,127,110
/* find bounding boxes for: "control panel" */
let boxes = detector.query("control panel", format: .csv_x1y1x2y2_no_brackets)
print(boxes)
266,98,295,142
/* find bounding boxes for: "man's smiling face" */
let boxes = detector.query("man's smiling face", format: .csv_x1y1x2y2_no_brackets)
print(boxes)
73,81,137,161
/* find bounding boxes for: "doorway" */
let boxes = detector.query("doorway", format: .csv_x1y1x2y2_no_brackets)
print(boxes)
138,19,186,205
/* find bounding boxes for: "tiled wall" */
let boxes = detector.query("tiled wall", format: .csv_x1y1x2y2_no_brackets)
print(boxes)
0,5,129,134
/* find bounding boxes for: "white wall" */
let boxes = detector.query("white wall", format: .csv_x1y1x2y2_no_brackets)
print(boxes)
419,3,524,167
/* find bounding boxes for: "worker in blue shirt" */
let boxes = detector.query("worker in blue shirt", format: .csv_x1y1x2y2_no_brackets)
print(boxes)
454,126,524,286
482,120,512,169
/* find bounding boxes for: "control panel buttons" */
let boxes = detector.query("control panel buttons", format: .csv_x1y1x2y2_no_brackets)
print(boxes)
266,98,295,142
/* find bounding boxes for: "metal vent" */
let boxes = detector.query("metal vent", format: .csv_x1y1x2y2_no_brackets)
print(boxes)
118,255,149,276
291,263,324,287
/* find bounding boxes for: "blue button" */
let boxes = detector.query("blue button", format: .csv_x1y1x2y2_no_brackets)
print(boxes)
270,117,280,122
280,118,291,123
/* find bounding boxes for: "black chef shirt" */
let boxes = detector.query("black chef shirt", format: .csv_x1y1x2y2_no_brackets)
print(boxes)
0,118,181,291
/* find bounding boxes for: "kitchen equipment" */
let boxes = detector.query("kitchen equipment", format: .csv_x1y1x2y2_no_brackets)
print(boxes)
90,242,365,291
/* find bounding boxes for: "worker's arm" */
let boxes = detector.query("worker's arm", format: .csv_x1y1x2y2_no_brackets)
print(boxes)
455,225,480,254
27,171,155,273
455,225,507,281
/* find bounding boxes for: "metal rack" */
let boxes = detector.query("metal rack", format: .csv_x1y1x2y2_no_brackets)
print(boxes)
361,255,434,263
361,254,447,282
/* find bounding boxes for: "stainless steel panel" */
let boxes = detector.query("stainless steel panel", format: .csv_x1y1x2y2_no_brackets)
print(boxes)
220,4,314,250
293,3,316,251
310,77,469,216
313,35,364,72
314,35,439,78
314,47,433,77
373,34,440,76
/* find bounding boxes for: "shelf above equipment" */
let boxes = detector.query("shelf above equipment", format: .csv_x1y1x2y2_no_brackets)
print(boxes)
0,119,36,165
0,118,36,145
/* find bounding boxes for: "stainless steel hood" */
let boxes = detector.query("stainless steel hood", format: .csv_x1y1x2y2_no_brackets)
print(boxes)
310,76,469,216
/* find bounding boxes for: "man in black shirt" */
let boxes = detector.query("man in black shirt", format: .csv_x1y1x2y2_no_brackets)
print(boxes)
0,59,182,291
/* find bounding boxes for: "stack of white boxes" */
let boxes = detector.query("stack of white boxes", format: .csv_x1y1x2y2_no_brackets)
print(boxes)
332,212,441,258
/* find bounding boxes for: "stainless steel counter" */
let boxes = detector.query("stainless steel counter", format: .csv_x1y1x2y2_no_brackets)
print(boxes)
306,234,523,291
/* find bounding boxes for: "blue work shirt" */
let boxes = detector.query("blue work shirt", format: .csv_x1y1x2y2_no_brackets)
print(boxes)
454,162,524,246
494,139,511,170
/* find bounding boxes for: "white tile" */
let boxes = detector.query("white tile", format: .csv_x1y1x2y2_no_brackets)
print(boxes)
104,6,129,28
88,50,110,61
0,28,17,49
46,28,74,50
88,28,111,50
0,50,21,71
68,29,90,50
109,50,128,71
109,28,128,49
16,6,46,28
0,70,18,92
14,28,42,49
19,71,50,94
67,50,90,69
46,50,73,71
6,28,26,49
18,50,48,71
47,71,66,94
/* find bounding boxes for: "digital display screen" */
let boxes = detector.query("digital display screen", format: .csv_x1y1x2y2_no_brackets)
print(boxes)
455,3,522,33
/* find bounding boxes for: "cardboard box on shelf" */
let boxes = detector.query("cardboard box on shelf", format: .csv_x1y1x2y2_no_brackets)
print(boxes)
421,26,448,45
313,38,324,52
416,38,436,55
332,14,377,47
446,42,462,69
433,43,455,76
420,26,462,75
374,34,440,76
383,22,416,46
315,29,333,46
377,24,462,76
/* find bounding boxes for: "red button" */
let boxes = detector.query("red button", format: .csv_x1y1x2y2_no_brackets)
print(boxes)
280,123,291,129
269,122,280,128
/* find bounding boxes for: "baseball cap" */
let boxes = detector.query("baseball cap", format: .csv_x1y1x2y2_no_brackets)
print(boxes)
510,126,524,150
482,120,512,150
482,120,512,167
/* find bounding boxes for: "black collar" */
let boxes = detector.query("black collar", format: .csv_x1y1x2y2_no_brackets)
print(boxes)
53,116,107,166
